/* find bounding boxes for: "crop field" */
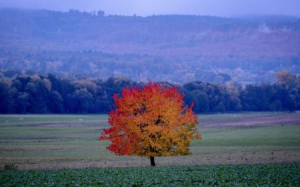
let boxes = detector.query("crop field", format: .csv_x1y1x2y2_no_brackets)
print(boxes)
1,163,300,186
0,112,300,186
1,112,300,170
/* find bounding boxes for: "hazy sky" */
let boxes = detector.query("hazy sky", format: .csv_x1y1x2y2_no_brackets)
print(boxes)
1,0,300,17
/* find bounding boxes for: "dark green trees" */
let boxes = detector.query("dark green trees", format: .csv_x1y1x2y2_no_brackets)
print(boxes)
0,70,299,114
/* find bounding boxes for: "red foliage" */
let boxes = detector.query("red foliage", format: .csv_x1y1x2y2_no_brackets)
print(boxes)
100,82,200,157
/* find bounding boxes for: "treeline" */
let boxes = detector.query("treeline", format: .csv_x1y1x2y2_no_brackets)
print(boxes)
0,70,299,114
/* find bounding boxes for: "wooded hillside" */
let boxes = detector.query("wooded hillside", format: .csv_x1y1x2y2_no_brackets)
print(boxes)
1,9,299,84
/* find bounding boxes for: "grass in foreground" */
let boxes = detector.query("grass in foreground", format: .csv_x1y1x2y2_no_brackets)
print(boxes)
1,163,300,186
0,113,300,169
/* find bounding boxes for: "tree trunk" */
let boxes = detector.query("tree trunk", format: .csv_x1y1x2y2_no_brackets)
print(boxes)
150,156,156,166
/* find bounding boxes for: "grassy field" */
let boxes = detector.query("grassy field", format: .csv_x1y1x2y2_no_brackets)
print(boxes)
0,113,300,170
1,163,300,186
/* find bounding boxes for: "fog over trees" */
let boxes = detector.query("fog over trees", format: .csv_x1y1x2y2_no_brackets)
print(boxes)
0,9,299,85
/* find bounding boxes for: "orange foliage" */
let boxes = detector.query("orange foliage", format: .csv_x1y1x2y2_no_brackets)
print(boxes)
100,82,201,157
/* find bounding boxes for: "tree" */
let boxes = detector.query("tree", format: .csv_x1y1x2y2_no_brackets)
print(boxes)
0,81,14,113
100,82,201,166
15,92,29,113
97,10,105,16
275,70,296,88
192,90,209,112
48,91,64,113
24,76,50,113
65,89,94,113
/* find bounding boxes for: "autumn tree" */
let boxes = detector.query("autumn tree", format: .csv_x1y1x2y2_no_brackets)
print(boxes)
275,70,297,89
100,82,201,166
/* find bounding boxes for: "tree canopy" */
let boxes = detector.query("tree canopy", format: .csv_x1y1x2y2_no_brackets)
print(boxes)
1,70,300,114
100,82,201,166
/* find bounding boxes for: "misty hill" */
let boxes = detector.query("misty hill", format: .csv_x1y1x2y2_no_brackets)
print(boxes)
0,9,300,84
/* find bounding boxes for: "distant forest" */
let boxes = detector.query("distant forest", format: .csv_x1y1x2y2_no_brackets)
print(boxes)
1,9,299,113
0,70,299,114
0,9,300,84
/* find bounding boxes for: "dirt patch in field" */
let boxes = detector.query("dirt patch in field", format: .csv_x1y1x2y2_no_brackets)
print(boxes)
2,148,300,170
0,145,91,151
13,113,300,127
202,113,300,127
19,121,108,127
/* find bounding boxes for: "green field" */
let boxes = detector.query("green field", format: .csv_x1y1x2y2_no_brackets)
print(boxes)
1,163,300,186
1,113,300,186
1,113,300,170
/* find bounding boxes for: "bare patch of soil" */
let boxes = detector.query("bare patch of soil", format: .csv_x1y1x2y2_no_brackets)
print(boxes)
2,148,300,170
20,121,108,127
0,145,92,151
202,113,300,127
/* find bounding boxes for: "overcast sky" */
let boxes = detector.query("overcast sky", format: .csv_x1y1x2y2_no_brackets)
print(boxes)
1,0,300,17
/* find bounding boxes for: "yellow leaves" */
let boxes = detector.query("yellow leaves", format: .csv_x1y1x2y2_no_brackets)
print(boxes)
100,82,201,157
